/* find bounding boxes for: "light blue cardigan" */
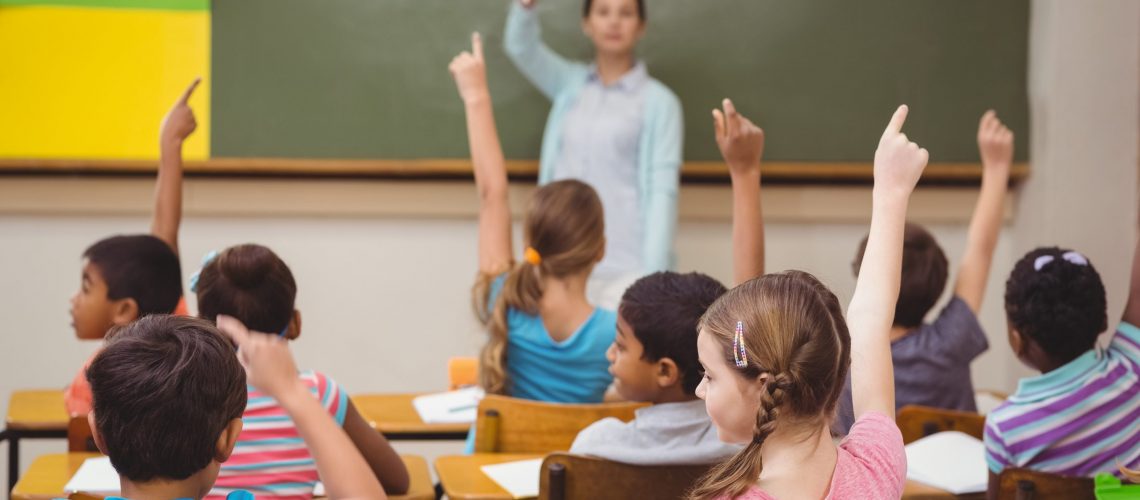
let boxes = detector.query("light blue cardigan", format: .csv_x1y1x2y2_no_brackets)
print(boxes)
503,1,683,273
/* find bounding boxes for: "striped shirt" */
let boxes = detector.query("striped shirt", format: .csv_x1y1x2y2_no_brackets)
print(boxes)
208,370,348,500
984,322,1140,477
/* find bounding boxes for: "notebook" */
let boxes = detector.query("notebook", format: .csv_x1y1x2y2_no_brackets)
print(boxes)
64,456,120,495
905,431,988,494
480,458,543,499
412,387,485,424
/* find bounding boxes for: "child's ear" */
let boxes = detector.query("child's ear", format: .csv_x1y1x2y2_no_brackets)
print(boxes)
214,418,244,462
286,310,302,341
655,357,681,388
88,412,108,455
110,298,139,326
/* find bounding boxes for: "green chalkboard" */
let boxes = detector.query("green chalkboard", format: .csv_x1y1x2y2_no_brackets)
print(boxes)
212,0,1029,163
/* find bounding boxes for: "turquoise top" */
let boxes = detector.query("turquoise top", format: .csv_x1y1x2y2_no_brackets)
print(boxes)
503,1,683,273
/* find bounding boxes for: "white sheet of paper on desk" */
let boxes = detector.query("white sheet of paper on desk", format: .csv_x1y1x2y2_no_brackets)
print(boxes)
412,387,485,424
905,431,988,494
480,458,542,499
64,456,120,494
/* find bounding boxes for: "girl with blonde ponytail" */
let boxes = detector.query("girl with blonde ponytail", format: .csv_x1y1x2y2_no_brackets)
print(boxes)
450,34,615,404
691,105,927,499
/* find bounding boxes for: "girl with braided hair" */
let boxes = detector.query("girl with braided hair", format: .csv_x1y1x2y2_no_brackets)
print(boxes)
691,105,927,499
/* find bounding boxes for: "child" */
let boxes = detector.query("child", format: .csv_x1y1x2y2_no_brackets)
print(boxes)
450,33,614,403
504,0,683,309
569,99,765,465
65,79,200,416
983,237,1140,494
834,110,1013,433
86,314,386,500
690,106,928,499
193,244,409,498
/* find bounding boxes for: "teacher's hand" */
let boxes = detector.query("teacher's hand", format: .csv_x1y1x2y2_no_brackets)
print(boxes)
713,98,765,178
449,32,490,105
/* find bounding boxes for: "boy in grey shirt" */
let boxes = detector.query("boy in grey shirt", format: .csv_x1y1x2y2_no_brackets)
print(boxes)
571,99,767,465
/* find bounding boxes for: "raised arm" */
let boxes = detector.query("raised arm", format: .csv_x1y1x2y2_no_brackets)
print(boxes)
151,78,200,253
450,33,513,275
503,0,587,100
712,99,765,285
847,105,929,420
641,92,683,273
1122,215,1140,326
217,316,387,500
954,110,1013,312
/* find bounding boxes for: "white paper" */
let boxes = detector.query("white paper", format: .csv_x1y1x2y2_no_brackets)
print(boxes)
313,481,325,496
480,458,542,499
412,387,484,424
64,456,120,494
905,431,988,494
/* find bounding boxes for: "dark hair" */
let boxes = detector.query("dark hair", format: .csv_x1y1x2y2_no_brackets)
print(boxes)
583,0,646,20
87,315,247,482
1005,247,1107,364
619,272,727,395
474,180,605,394
196,244,297,335
83,235,183,316
853,223,947,328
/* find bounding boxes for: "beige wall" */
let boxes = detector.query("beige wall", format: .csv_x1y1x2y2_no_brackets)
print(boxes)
1,0,1137,480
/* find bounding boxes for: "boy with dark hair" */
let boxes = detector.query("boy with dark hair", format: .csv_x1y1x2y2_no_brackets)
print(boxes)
66,79,200,416
570,99,764,464
835,110,1013,434
88,314,387,500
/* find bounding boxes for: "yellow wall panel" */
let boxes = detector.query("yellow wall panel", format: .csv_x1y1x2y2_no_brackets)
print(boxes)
0,6,209,159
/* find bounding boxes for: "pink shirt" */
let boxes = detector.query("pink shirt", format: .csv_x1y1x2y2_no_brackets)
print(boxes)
208,369,347,500
728,412,906,500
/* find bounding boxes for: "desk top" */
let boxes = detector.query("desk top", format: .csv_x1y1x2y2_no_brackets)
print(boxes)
11,453,434,500
352,393,470,436
6,390,69,431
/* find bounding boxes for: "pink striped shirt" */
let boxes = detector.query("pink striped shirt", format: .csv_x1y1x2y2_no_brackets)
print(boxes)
208,370,347,500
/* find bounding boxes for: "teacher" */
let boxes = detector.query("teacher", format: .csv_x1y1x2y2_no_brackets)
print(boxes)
504,0,683,309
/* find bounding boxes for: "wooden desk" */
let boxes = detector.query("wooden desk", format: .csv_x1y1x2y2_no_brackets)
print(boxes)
435,453,978,500
435,453,543,500
352,393,469,440
5,390,70,491
10,453,435,500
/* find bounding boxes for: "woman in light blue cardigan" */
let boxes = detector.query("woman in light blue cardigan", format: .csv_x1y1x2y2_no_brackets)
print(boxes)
504,0,683,309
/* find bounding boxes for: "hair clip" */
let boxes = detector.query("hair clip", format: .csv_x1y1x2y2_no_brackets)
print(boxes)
1034,251,1090,272
188,250,220,293
524,247,542,266
733,320,748,368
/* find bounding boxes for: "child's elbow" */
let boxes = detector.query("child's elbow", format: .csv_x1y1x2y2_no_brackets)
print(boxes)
383,468,411,496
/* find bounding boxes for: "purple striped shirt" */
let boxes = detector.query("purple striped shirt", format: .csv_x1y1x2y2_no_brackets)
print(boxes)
984,322,1140,477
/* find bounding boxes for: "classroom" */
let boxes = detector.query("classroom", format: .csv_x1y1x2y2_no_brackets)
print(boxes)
0,0,1138,499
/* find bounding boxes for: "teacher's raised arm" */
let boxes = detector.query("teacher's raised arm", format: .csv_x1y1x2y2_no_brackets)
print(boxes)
503,0,683,310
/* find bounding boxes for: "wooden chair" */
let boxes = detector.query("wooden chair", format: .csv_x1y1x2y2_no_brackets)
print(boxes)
68,415,100,453
996,468,1095,500
896,405,986,444
473,395,647,453
538,452,711,500
448,357,478,390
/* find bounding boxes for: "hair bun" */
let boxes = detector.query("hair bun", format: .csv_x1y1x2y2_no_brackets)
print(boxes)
218,245,276,290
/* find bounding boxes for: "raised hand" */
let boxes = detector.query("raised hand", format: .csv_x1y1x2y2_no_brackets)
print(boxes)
713,98,765,178
873,105,929,198
216,315,304,402
977,110,1014,170
449,33,489,105
160,78,200,145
